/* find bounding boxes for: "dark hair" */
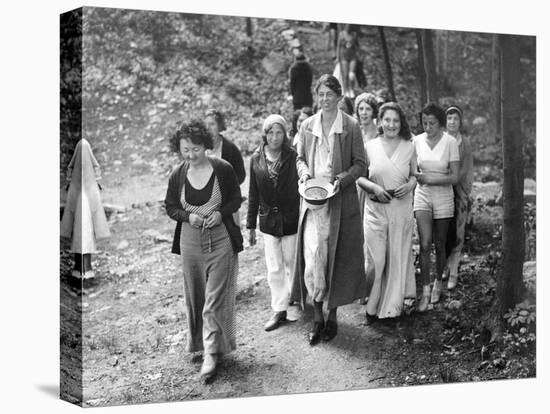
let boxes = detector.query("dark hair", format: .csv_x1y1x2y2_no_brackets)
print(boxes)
377,102,412,140
204,109,226,132
170,119,213,153
314,74,342,97
421,102,446,127
338,96,354,115
445,104,464,129
291,106,313,136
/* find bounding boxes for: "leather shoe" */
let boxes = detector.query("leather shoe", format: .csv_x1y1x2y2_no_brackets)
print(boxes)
322,319,338,341
365,312,378,326
308,321,325,346
264,311,287,332
200,353,217,380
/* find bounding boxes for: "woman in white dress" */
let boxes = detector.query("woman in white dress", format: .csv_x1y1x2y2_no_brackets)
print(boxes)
357,102,417,321
413,103,460,311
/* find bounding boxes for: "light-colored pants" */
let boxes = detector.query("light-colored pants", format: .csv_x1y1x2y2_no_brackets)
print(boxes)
263,232,298,312
446,196,470,277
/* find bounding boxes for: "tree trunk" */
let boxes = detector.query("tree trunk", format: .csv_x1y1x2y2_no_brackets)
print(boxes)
490,34,502,143
415,29,428,106
377,27,396,102
421,29,438,103
498,33,525,318
246,17,253,37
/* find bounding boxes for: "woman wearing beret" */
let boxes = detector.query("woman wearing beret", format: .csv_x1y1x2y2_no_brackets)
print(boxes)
247,114,300,332
291,74,367,345
165,119,243,381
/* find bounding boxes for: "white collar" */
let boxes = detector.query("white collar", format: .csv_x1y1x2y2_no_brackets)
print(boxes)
312,109,343,138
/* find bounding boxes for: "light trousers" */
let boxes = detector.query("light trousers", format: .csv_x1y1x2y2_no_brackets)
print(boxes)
262,232,298,312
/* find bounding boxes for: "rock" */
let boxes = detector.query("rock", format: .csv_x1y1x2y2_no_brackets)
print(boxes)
281,29,296,41
154,234,171,244
472,116,487,127
262,52,288,76
447,300,462,310
116,240,129,250
143,229,161,238
103,203,126,214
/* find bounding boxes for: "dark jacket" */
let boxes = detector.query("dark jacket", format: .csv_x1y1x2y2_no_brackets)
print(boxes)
165,157,243,254
289,60,313,110
220,136,246,184
247,144,300,237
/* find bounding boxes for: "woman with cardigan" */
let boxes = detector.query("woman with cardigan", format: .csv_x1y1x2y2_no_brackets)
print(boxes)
165,120,243,381
247,114,300,332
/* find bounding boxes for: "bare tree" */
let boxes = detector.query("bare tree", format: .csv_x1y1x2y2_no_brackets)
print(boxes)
377,27,396,102
421,29,438,103
498,33,525,319
415,29,427,105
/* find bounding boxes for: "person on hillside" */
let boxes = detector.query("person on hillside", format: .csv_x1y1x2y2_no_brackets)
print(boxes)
413,103,460,312
354,92,380,221
357,102,417,322
289,48,314,111
326,22,339,60
204,109,246,227
247,115,301,332
291,74,366,346
165,120,243,381
336,24,360,98
291,106,314,148
61,138,110,280
444,105,474,290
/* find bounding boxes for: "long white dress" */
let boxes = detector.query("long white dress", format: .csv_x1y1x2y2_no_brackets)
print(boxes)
364,138,416,318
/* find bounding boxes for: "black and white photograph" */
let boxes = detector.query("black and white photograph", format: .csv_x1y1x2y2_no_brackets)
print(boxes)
3,0,548,413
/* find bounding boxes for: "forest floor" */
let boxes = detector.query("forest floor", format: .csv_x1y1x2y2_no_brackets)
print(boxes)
60,157,535,407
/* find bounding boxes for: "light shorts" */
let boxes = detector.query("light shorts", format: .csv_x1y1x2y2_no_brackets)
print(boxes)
413,184,455,219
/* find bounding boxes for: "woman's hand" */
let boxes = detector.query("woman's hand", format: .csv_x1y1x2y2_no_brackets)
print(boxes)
189,213,204,228
373,184,392,203
416,173,433,185
248,229,256,246
204,211,222,228
393,181,415,199
298,173,311,186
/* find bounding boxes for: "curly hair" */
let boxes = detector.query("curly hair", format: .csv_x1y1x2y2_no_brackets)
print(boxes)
421,102,446,127
314,74,342,97
354,92,379,121
169,119,213,153
204,109,226,132
377,101,412,140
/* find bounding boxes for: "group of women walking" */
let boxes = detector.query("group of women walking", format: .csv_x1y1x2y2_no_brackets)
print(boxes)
164,74,473,381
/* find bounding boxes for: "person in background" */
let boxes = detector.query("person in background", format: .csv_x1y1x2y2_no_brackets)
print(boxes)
204,109,246,226
247,114,300,332
336,24,359,98
165,120,243,381
61,138,110,280
444,105,474,290
291,74,366,346
289,48,314,111
291,106,314,148
357,102,417,322
337,96,354,116
354,92,380,221
413,103,460,312
326,22,339,60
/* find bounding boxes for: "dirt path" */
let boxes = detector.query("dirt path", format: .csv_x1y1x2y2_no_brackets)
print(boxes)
60,192,501,407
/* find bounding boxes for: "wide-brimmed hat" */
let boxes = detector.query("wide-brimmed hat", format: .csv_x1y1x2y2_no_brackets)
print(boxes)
298,177,339,208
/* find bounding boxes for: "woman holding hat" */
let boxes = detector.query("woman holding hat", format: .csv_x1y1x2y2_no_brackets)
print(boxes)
247,114,300,331
165,119,243,381
357,102,417,321
291,74,367,345
444,105,473,290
